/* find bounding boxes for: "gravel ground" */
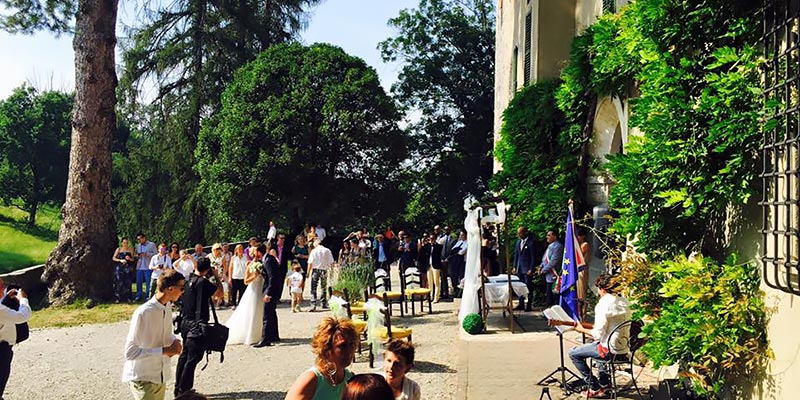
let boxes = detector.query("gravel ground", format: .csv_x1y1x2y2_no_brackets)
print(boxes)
6,270,460,400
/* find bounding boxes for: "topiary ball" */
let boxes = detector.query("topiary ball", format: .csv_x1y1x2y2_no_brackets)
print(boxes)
462,313,484,334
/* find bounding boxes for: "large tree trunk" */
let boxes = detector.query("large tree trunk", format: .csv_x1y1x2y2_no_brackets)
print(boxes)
42,0,119,306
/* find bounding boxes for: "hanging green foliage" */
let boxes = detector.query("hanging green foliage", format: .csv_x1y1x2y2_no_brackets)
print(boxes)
615,253,771,397
550,0,763,260
491,80,574,234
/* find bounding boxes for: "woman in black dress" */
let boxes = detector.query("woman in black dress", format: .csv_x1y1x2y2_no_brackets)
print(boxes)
112,238,135,302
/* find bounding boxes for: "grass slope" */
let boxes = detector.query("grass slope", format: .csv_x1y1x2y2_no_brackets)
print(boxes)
0,203,59,273
29,300,139,329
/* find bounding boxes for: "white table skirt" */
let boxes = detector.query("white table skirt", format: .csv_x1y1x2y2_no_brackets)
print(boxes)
483,281,528,305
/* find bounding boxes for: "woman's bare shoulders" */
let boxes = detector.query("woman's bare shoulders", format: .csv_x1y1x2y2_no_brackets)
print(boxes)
285,369,317,400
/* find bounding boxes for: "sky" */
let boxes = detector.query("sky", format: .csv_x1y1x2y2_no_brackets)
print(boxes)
0,0,419,99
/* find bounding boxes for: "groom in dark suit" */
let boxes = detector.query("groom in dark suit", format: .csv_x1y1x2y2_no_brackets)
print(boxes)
254,242,281,348
513,226,537,311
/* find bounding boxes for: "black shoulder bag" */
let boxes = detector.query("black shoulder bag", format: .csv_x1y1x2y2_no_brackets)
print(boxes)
190,276,229,370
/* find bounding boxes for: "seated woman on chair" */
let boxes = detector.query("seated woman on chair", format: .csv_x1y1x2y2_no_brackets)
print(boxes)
556,274,631,398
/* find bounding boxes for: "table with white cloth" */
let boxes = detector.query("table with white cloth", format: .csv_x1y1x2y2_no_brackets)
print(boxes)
483,274,529,306
478,274,528,333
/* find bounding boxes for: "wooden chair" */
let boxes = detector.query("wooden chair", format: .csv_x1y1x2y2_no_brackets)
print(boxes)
367,292,413,368
328,288,367,357
370,272,404,317
402,267,432,316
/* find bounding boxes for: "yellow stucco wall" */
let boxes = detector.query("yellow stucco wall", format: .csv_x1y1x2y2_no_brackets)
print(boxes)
757,287,800,399
537,1,575,80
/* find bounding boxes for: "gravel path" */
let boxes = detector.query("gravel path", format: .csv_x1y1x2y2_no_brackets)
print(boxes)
6,274,460,399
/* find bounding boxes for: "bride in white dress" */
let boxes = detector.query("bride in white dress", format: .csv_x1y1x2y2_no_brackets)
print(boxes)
226,253,264,345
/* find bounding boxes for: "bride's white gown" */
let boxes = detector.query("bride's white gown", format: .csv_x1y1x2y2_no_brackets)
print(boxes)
226,275,264,345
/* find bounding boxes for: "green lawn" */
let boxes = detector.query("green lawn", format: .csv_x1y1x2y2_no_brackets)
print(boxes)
0,203,60,273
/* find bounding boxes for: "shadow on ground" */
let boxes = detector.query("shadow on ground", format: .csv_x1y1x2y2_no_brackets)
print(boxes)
483,309,552,333
206,391,286,400
275,337,309,346
415,360,456,373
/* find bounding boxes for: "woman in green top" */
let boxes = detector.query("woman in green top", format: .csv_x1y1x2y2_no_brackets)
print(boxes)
286,317,359,400
293,235,310,276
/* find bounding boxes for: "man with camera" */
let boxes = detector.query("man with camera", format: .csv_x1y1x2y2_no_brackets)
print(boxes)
122,269,184,400
174,258,223,397
0,278,31,399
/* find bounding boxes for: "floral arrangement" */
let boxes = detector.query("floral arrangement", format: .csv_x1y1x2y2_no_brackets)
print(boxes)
248,261,263,274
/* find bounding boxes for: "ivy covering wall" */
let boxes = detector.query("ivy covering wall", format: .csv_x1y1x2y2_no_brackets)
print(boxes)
567,0,762,260
492,80,573,234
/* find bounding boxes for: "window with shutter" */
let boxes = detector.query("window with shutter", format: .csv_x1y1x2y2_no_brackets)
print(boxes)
511,47,518,93
603,0,616,14
523,12,532,86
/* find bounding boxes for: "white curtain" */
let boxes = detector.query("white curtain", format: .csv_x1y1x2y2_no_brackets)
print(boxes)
458,199,483,323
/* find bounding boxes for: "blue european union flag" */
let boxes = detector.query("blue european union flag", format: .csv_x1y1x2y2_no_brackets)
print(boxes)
559,203,585,322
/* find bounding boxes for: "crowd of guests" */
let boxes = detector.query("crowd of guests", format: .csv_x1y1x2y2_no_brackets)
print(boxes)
119,220,435,400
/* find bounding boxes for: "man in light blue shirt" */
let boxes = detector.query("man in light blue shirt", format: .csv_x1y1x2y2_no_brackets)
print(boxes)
135,233,157,302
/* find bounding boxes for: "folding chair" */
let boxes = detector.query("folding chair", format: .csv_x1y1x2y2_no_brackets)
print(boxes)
589,320,646,399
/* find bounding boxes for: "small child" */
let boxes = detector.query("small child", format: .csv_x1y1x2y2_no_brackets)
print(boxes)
286,261,305,312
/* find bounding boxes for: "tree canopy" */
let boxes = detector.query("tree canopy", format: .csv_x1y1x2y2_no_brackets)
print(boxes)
196,43,408,239
115,0,320,244
379,0,495,228
0,86,72,225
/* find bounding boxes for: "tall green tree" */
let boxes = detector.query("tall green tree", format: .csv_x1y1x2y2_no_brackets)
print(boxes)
2,0,119,304
197,43,408,238
0,86,73,225
379,0,495,227
115,0,320,244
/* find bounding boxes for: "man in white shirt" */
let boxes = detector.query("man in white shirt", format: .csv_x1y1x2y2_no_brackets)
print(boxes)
122,269,185,400
135,233,157,302
562,274,632,398
306,240,334,311
315,224,327,243
0,279,32,398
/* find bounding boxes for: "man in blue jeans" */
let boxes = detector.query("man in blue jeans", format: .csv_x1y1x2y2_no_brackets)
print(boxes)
135,233,157,301
559,274,631,398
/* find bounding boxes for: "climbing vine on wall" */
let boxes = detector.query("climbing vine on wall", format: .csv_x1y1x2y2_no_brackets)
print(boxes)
557,0,763,260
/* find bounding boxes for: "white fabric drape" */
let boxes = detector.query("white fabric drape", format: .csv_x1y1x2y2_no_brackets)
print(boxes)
458,199,483,323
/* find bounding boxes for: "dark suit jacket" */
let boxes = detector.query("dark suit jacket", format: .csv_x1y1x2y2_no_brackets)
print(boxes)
418,243,443,270
513,237,536,275
440,234,456,261
276,241,293,271
261,254,281,298
398,241,417,268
